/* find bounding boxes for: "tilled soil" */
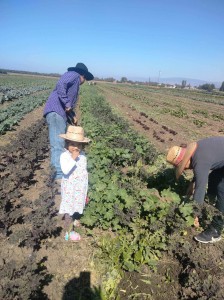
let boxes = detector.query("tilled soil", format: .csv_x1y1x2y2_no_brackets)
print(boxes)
97,83,224,153
0,105,102,300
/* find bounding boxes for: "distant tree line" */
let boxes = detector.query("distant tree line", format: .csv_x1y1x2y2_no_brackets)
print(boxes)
219,82,224,92
198,83,215,92
94,76,158,86
0,69,61,77
197,82,224,92
93,77,114,82
95,77,224,90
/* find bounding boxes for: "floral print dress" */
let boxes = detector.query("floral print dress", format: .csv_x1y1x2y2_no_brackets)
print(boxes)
59,150,88,216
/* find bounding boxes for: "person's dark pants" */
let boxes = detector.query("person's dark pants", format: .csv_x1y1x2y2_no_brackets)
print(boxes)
207,167,224,233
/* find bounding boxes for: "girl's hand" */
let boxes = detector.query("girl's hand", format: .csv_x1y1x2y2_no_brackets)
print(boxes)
71,148,80,160
194,216,200,228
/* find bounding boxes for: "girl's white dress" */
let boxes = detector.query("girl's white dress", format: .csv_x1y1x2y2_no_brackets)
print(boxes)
59,150,88,216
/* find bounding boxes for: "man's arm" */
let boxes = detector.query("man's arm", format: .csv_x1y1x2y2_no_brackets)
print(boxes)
193,165,210,204
57,80,70,109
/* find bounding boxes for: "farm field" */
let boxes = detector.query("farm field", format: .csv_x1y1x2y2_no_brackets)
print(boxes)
96,82,224,153
1,74,224,300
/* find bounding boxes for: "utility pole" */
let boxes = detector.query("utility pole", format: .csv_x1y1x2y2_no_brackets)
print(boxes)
158,70,161,84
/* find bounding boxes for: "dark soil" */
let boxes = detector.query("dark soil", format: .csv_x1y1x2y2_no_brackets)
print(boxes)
0,105,102,300
117,229,224,300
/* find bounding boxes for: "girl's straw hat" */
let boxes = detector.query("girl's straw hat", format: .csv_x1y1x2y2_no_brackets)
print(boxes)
59,126,90,143
166,142,197,179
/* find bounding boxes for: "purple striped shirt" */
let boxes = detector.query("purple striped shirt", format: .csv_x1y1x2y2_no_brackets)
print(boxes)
43,71,80,121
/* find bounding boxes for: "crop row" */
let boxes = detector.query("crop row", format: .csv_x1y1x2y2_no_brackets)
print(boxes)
100,84,224,129
0,74,56,104
113,83,224,106
0,90,50,134
133,112,177,144
0,85,51,103
0,119,58,299
79,85,224,299
77,85,204,297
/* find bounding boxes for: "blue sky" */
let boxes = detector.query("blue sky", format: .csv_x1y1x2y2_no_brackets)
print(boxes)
0,0,224,83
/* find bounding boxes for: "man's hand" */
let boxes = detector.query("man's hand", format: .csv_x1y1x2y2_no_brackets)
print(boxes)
73,116,78,125
186,181,195,198
66,108,78,125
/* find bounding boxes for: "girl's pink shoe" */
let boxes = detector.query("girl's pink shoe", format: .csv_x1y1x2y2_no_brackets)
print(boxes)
69,231,81,241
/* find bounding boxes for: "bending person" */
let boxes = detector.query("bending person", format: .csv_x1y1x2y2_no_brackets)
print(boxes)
167,136,224,243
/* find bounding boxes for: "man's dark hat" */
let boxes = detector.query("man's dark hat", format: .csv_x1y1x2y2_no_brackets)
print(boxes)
67,63,94,81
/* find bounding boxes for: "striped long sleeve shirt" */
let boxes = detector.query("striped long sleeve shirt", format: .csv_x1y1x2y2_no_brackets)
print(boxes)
43,71,80,121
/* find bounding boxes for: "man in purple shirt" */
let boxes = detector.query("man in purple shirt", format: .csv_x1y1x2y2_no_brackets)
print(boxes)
167,136,224,243
43,63,93,183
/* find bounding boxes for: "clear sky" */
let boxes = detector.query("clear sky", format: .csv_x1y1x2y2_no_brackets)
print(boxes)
0,0,224,83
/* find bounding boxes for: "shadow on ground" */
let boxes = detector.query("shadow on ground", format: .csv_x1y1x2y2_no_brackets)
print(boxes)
62,271,102,300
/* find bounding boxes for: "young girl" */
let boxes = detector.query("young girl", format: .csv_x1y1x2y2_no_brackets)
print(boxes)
59,126,90,241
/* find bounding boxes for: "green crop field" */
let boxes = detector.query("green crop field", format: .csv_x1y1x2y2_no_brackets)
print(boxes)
0,74,57,133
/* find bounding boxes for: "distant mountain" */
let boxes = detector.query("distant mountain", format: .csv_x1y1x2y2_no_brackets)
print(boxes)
159,77,222,88
127,76,222,88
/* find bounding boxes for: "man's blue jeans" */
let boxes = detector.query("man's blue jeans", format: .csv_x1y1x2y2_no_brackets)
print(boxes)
46,112,66,180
